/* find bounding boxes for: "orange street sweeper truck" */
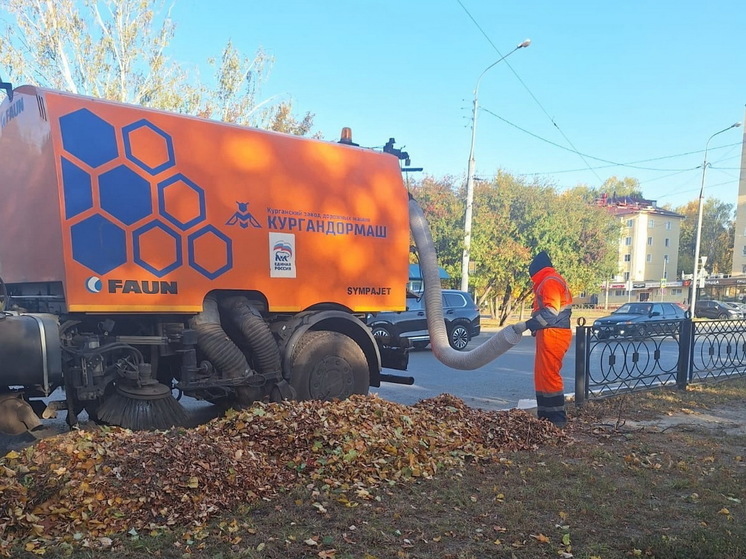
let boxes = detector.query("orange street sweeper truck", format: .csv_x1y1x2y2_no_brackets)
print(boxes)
0,80,414,433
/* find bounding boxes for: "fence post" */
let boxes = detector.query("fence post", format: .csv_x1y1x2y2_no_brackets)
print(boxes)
574,321,588,406
677,317,693,389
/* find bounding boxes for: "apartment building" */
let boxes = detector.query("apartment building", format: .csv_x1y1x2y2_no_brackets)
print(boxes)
596,195,686,306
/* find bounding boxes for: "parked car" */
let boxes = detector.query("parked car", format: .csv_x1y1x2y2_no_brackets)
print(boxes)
694,300,744,319
592,302,686,339
723,302,746,317
366,290,481,350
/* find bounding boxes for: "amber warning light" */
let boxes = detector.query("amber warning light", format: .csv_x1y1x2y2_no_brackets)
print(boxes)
338,127,358,146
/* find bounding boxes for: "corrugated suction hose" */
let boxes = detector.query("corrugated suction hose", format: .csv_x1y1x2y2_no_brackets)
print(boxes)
220,296,282,376
190,293,251,379
409,196,527,369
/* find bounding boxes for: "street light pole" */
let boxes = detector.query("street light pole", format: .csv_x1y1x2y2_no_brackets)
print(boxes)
460,39,531,293
690,122,742,314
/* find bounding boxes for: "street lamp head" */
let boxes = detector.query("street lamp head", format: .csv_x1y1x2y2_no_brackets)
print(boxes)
518,39,531,49
734,122,743,128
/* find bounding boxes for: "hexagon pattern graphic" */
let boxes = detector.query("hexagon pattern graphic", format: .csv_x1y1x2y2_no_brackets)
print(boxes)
133,221,183,277
61,110,232,279
188,226,233,279
71,215,127,275
158,174,206,231
59,109,118,168
99,165,153,225
123,120,176,175
61,157,93,219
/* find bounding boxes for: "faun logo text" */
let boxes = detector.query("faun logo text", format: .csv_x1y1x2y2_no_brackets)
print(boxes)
86,276,178,294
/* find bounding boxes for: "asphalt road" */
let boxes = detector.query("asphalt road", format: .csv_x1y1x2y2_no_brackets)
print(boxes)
372,330,574,411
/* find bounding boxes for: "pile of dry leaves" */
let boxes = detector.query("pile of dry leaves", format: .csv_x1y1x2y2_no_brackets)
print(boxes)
0,394,564,550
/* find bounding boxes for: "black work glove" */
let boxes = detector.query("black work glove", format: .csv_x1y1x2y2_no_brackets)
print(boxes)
525,317,541,335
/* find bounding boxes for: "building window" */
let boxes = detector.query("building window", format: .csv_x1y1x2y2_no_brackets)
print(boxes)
646,254,652,262
742,246,746,256
665,238,670,247
624,237,632,246
647,237,653,245
649,219,655,228
626,219,633,227
624,254,631,262
666,221,672,230
615,290,626,297
743,264,746,274
672,288,682,296
623,272,630,281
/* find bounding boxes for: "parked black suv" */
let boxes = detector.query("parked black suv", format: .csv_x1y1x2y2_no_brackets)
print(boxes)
694,300,744,319
367,290,481,350
592,302,686,339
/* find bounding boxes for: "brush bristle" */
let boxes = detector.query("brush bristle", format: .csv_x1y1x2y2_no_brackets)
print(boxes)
97,391,187,431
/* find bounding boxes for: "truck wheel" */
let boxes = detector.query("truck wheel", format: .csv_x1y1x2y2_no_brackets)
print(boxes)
289,331,369,401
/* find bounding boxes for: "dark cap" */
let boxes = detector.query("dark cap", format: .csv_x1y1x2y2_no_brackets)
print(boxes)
529,251,553,276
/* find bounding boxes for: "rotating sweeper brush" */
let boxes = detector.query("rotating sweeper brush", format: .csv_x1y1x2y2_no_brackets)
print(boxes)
97,363,187,431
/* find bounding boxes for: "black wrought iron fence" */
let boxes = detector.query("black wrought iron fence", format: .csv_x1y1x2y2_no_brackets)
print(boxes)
574,317,746,404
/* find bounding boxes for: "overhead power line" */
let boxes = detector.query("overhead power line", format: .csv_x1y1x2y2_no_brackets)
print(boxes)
456,0,604,182
481,108,703,173
482,107,744,176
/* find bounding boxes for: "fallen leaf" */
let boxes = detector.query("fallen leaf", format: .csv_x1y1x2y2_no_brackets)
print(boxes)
530,533,550,544
0,394,567,549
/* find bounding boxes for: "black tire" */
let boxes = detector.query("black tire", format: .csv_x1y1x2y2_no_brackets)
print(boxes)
289,331,369,401
370,325,394,346
412,341,430,350
448,324,470,351
635,325,647,338
718,313,729,319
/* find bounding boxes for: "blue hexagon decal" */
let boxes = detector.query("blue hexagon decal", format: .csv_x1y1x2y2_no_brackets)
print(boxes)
59,109,118,168
71,215,127,274
99,165,153,225
123,120,176,175
133,221,182,277
188,225,233,279
158,174,206,231
61,157,93,218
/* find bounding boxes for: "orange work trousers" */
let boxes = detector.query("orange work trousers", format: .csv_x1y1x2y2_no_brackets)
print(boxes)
534,327,572,425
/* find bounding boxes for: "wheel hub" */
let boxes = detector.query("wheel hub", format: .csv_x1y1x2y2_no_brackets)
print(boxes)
309,356,354,400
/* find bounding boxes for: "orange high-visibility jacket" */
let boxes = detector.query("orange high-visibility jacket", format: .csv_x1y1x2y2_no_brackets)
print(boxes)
530,267,572,329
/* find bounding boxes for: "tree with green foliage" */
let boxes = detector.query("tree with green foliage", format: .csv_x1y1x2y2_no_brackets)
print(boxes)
0,0,313,133
411,171,619,324
676,198,734,275
408,176,462,284
597,176,644,199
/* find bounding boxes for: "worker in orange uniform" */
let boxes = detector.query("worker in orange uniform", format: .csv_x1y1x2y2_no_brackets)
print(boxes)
524,251,573,428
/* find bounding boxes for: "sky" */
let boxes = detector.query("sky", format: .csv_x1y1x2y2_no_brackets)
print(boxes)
170,1,745,209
